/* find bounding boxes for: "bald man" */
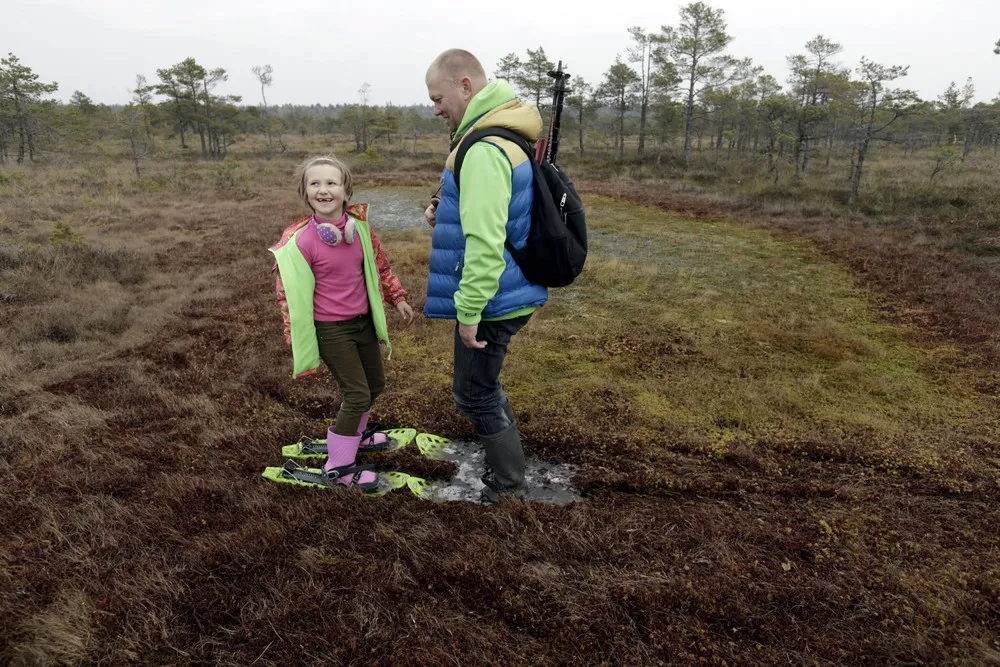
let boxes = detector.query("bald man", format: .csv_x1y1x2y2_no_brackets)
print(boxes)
422,49,545,504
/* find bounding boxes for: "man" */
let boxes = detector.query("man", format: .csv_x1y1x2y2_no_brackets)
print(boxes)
422,49,546,504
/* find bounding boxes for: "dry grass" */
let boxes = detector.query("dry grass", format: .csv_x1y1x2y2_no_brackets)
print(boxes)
1,153,999,665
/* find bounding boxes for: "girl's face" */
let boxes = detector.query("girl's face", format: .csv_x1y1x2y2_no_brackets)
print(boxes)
304,164,347,220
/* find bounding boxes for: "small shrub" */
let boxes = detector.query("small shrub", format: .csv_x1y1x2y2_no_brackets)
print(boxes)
354,146,383,171
50,223,84,247
213,159,243,191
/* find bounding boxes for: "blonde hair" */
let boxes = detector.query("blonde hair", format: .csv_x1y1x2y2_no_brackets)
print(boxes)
297,155,354,212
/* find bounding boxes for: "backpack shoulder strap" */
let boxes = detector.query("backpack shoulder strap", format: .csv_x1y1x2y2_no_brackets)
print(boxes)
453,127,538,259
453,127,535,191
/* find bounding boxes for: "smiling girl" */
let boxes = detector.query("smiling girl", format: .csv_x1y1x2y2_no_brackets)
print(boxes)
269,155,413,491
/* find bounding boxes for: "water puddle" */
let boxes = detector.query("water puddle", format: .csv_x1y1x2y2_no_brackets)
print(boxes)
421,439,582,505
354,187,431,231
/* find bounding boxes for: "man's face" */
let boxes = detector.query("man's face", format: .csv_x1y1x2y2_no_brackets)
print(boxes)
426,73,472,133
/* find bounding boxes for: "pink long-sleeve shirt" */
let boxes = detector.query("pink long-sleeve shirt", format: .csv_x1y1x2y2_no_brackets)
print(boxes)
295,215,369,321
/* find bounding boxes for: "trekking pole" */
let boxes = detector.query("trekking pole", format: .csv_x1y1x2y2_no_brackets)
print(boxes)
544,61,572,165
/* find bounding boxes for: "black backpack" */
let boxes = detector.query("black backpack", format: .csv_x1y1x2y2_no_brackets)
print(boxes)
453,127,587,288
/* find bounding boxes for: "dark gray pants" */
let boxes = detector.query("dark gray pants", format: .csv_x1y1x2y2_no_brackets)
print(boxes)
452,315,530,436
316,314,385,436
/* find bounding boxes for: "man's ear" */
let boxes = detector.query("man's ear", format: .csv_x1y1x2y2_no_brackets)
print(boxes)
460,76,474,99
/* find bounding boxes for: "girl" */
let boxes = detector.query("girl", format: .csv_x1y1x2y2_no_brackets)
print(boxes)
270,155,413,492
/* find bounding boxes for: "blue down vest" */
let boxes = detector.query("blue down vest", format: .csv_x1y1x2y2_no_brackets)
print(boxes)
424,141,547,320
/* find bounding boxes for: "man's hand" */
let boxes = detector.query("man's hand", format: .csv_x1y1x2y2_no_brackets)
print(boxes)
459,322,486,349
424,199,439,228
395,300,414,325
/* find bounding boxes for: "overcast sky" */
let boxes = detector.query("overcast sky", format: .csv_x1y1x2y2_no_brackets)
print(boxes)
5,0,999,107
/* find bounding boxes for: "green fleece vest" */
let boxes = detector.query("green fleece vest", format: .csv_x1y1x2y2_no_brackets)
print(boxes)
270,216,391,378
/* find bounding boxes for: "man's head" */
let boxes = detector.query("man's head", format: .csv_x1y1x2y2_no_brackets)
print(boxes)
425,49,487,133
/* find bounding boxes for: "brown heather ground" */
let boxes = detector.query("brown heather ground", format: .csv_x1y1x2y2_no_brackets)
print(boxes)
0,151,998,665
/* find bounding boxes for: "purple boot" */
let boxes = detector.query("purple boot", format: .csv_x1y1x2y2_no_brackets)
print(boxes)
324,427,379,492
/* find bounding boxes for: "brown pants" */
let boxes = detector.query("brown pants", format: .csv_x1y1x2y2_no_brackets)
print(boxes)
315,314,385,436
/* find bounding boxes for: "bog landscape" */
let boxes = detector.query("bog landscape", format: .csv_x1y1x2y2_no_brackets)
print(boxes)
2,6,1000,665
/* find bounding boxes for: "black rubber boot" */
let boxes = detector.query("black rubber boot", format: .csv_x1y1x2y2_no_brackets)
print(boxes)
479,422,527,505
